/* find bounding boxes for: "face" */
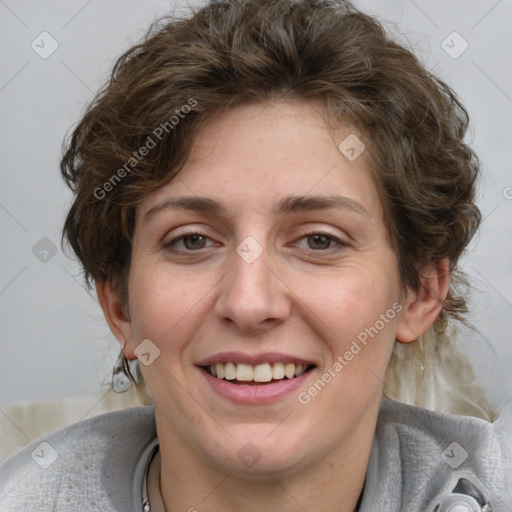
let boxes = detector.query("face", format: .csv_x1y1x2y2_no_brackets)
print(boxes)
115,100,408,476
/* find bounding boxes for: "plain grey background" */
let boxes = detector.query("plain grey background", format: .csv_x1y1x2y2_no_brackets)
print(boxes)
1,0,511,413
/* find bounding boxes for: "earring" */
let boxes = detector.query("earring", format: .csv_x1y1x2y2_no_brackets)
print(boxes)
112,351,141,393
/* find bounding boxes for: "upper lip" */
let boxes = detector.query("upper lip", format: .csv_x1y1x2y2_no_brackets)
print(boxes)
195,351,317,367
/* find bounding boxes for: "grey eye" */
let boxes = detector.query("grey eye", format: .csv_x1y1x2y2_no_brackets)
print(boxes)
181,234,208,250
305,234,334,250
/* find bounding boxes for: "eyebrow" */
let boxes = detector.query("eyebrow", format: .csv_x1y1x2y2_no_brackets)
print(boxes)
143,194,370,221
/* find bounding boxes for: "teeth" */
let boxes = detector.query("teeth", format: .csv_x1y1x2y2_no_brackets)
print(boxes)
272,362,285,380
253,363,272,382
236,363,253,381
285,363,295,379
224,362,236,380
207,362,310,382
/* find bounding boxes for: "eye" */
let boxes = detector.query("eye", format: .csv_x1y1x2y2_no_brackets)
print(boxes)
164,232,217,252
292,232,345,251
164,231,345,253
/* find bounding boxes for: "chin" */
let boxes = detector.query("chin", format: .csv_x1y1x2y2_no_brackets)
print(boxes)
202,425,314,477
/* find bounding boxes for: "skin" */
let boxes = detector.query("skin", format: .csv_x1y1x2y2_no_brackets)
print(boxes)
98,100,449,512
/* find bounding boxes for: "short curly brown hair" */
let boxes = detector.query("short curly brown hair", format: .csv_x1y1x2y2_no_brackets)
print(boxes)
61,0,480,331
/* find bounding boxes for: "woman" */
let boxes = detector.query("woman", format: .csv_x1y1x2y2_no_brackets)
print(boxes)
1,0,510,510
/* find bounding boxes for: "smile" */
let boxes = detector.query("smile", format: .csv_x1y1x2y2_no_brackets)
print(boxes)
204,362,313,383
196,352,317,403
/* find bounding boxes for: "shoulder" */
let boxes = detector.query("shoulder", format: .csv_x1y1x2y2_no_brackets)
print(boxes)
376,395,511,455
0,405,156,512
360,396,512,511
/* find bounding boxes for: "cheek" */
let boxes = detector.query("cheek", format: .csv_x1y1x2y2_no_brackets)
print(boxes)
292,263,400,359
126,262,213,398
291,270,400,443
127,260,209,344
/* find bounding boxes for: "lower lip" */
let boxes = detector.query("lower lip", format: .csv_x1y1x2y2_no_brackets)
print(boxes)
200,368,314,405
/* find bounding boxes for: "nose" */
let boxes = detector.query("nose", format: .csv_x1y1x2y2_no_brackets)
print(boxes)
214,241,291,332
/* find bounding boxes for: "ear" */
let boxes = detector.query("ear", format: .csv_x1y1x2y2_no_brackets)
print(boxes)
395,259,450,344
96,278,136,359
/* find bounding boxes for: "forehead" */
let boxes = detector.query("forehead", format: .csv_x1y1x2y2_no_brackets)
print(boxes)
137,100,383,223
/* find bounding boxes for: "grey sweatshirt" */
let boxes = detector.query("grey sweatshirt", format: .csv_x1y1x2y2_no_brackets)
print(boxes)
0,396,511,511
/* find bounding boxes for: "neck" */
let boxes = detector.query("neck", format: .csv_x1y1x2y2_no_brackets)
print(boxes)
155,401,379,512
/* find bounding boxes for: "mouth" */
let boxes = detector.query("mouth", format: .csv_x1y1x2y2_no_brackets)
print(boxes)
202,362,316,385
196,354,317,404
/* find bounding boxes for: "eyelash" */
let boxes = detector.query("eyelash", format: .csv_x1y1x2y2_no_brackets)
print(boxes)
292,231,347,251
164,231,347,253
164,231,217,252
